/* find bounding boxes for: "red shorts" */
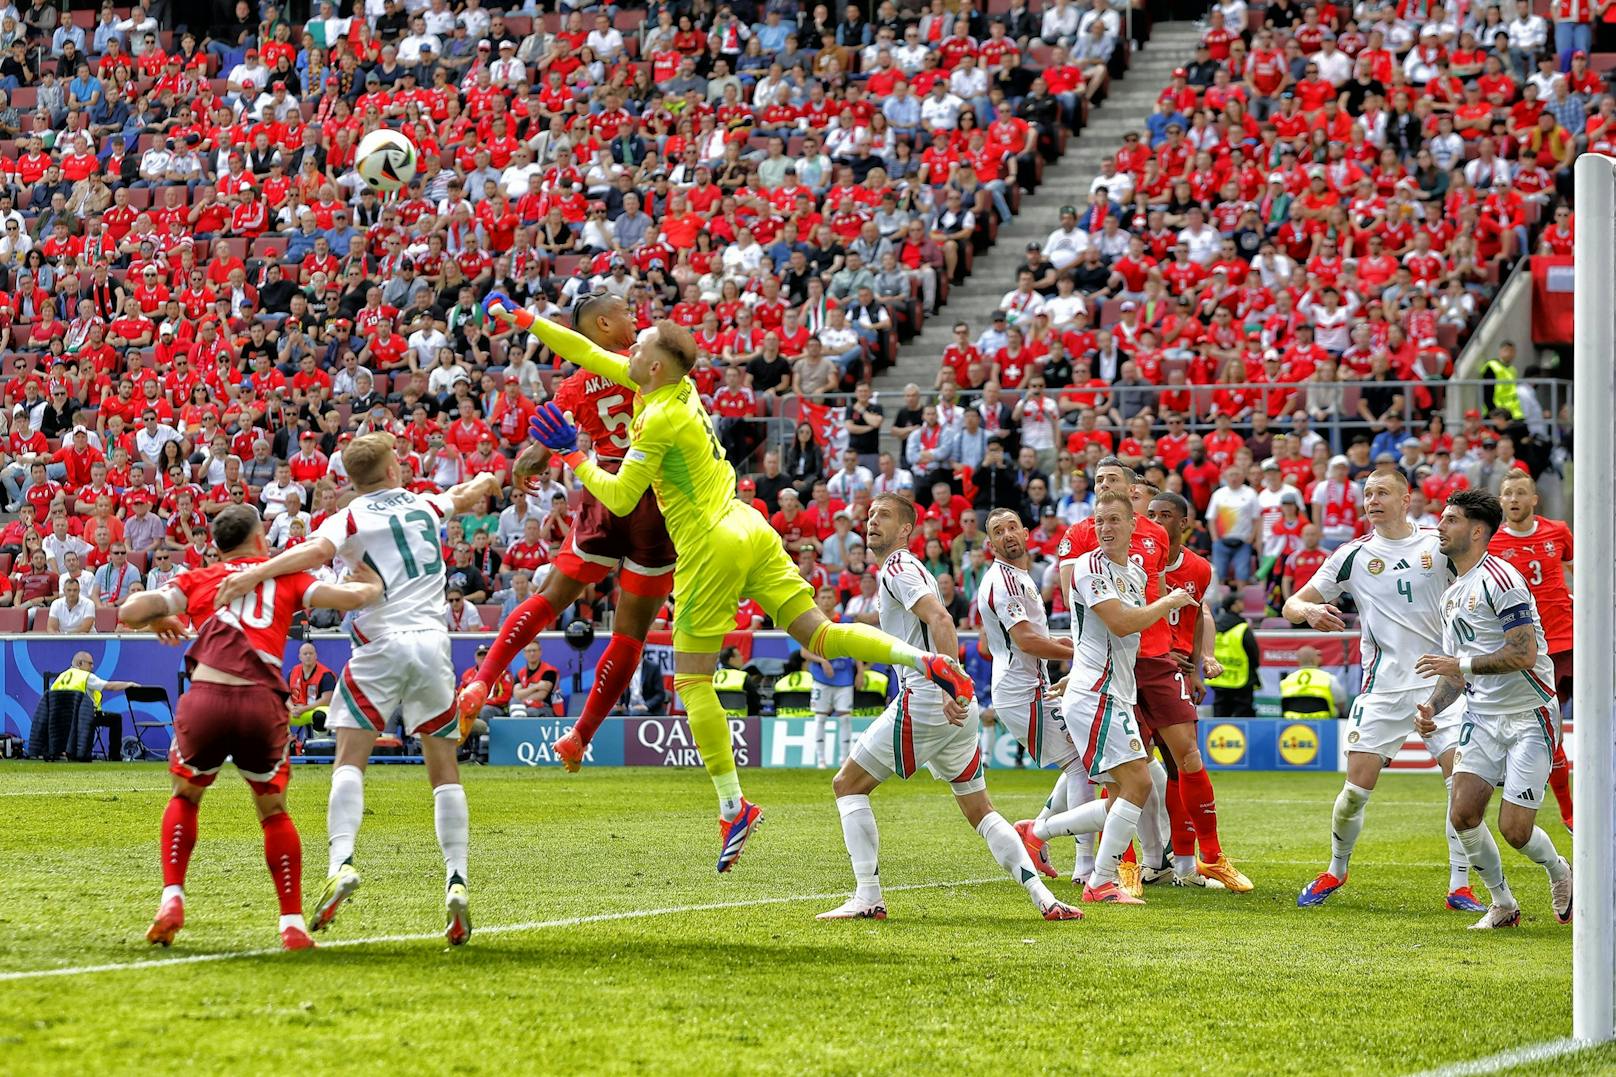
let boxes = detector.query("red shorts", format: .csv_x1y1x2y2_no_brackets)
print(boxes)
1551,649,1572,700
1133,654,1197,739
553,479,676,598
169,680,292,795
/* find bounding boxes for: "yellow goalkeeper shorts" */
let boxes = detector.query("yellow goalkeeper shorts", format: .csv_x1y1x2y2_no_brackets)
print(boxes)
672,499,816,653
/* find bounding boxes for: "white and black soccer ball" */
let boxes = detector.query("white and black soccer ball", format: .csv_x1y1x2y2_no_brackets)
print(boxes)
355,128,418,193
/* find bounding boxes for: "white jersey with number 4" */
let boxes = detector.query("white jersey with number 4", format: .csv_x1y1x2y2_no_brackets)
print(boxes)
977,559,1050,714
1311,526,1454,695
877,549,945,708
1441,554,1558,717
312,486,457,641
1068,549,1147,705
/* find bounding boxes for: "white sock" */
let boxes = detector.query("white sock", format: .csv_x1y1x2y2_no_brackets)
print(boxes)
976,810,1054,908
1069,777,1097,879
1457,824,1514,907
1036,772,1068,823
1173,854,1196,877
279,913,308,932
161,883,184,902
981,720,997,761
327,764,365,876
433,783,469,885
715,771,743,821
1444,777,1470,890
1328,782,1371,879
811,714,827,766
1519,826,1569,880
1033,787,1109,840
1138,759,1169,868
838,715,852,764
836,794,882,903
1091,799,1143,886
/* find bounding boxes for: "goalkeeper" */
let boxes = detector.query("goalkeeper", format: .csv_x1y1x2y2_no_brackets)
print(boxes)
485,295,975,873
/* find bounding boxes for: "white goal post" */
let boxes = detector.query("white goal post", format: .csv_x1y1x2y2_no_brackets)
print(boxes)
1571,153,1616,1046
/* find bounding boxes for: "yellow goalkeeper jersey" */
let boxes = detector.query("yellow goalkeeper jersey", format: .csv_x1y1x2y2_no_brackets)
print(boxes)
520,317,738,545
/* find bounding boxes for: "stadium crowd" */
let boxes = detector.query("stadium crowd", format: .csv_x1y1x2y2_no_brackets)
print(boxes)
0,0,1577,642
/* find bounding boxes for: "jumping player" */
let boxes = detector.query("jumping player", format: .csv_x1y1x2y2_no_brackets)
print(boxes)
1063,491,1198,903
1056,459,1252,893
1146,490,1223,886
817,495,1083,921
485,299,973,873
1489,472,1574,831
217,437,503,945
1285,468,1479,911
1414,490,1572,929
457,292,677,772
117,504,383,950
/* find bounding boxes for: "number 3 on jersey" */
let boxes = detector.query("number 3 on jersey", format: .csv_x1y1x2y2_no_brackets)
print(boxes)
387,509,443,581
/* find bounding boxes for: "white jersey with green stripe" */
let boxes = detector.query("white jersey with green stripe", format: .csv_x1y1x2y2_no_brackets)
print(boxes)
976,559,1050,715
1441,553,1558,717
1310,526,1453,695
311,486,457,642
1068,549,1146,706
877,548,948,713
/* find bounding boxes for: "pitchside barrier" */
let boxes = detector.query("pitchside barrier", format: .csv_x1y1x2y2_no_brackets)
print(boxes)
2,629,1567,773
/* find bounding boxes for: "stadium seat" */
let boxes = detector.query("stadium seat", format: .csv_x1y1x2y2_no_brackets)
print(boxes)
0,607,25,633
94,608,119,633
476,604,502,627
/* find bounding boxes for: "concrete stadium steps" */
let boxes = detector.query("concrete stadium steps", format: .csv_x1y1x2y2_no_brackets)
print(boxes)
872,21,1203,427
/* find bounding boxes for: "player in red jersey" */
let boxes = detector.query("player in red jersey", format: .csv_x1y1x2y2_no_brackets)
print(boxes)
456,293,677,770
1491,472,1574,831
1053,458,1252,893
1147,490,1227,887
117,504,381,951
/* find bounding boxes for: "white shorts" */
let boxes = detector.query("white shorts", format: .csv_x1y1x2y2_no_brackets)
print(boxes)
993,689,1080,772
1454,706,1560,810
328,629,459,739
851,682,985,794
811,682,855,716
1343,687,1463,761
1061,684,1146,783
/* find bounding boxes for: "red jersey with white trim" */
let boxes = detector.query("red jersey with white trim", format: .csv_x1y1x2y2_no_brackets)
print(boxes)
1057,515,1172,657
156,557,318,690
1163,548,1213,656
553,367,635,463
1487,515,1573,653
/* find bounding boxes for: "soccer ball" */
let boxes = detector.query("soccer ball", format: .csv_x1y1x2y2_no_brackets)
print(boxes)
355,129,417,193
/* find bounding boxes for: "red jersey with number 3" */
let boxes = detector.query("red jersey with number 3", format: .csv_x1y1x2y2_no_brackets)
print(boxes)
1057,515,1173,657
1163,548,1214,656
1488,515,1573,652
155,556,319,689
553,368,634,463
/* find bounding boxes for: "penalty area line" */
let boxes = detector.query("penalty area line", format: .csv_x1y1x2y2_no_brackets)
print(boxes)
1406,1037,1598,1077
0,876,1006,983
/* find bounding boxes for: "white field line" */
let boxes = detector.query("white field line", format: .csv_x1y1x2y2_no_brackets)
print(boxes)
0,788,167,797
0,876,1005,983
1405,1037,1599,1076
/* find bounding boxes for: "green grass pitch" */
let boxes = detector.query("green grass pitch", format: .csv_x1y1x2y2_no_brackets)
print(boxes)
1,762,1606,1076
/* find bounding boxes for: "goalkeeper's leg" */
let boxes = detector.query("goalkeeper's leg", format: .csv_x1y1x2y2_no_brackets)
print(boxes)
787,609,975,702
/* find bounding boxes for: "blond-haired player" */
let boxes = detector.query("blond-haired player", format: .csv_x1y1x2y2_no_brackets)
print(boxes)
217,433,503,945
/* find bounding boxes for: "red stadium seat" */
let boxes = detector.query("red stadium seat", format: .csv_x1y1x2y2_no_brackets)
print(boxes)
94,608,119,633
0,607,25,633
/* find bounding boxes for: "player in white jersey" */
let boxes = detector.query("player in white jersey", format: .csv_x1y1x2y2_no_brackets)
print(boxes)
1061,491,1195,904
1413,490,1572,929
975,507,1150,883
817,494,1084,922
1284,469,1481,912
217,434,503,945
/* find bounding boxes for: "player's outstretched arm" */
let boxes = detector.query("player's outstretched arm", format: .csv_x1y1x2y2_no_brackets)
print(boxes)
443,472,505,517
1281,582,1346,632
1008,620,1074,661
483,293,637,390
530,402,663,518
1092,587,1197,638
306,562,384,612
213,537,338,608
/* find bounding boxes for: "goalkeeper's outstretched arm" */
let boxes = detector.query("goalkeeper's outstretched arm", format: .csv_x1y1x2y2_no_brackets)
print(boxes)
485,295,637,390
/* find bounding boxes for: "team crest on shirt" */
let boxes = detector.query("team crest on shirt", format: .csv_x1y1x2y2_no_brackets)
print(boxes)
1366,558,1385,575
1545,540,1556,555
1129,738,1143,752
1420,552,1433,570
1466,593,1479,612
1141,537,1158,554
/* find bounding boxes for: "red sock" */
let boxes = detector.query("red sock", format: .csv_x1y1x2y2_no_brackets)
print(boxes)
1121,842,1137,864
573,633,643,744
160,796,198,889
1165,775,1197,857
475,593,555,684
1180,768,1222,861
260,811,303,916
1549,741,1573,821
